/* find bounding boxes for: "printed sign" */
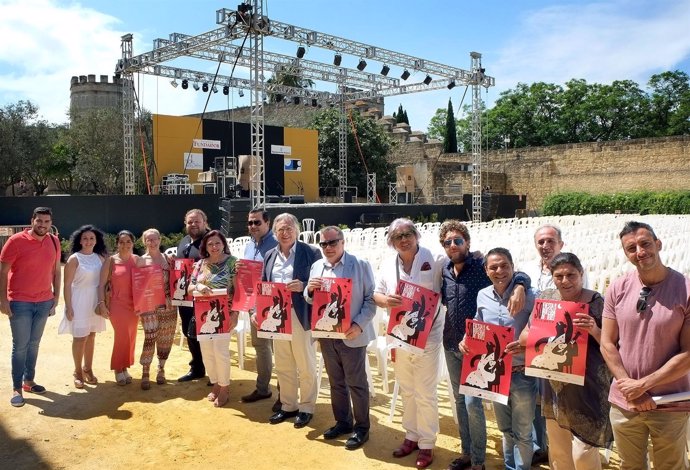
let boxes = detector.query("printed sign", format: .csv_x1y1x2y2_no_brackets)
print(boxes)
386,280,440,355
132,265,166,314
284,159,302,172
193,139,221,150
256,282,292,340
271,144,292,155
182,152,203,170
193,291,231,339
232,260,263,312
311,278,352,339
171,258,194,307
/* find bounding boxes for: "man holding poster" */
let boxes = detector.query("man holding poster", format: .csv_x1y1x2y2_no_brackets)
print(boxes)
305,226,376,450
601,221,690,470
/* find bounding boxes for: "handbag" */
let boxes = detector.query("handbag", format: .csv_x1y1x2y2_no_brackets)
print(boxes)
103,257,114,309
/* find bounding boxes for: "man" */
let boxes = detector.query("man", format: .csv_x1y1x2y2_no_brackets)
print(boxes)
176,209,210,382
239,208,279,410
0,207,61,407
440,221,529,470
461,248,537,470
601,221,690,470
305,226,376,450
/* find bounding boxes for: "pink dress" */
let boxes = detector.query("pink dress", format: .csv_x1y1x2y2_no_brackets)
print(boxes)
109,256,138,371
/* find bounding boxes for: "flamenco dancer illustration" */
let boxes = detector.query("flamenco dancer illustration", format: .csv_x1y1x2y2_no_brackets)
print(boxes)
390,295,430,345
199,299,226,334
172,265,189,301
464,333,507,390
315,284,347,332
530,310,581,371
261,288,289,333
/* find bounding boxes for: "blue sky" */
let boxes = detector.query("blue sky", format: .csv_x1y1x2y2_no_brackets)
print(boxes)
1,0,689,132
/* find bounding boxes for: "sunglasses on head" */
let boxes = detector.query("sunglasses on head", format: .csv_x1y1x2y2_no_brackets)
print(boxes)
637,286,652,313
247,220,262,226
319,238,342,248
443,237,465,248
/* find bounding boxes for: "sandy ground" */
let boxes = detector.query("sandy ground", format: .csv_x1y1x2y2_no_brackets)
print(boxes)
0,293,621,469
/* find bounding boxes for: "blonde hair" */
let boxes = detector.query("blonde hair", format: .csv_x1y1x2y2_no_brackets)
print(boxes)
141,228,160,244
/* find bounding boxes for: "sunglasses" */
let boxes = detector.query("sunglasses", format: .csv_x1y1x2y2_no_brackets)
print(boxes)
443,237,465,248
319,239,342,248
247,220,263,226
392,231,415,241
637,286,652,313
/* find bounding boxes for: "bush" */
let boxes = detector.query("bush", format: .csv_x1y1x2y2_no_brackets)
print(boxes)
542,191,690,216
62,231,185,256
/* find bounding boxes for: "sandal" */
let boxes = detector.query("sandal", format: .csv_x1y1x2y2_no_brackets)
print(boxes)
73,372,85,389
207,383,220,402
123,369,132,384
141,373,150,391
115,371,126,386
214,386,229,408
22,383,46,394
156,367,166,385
82,368,98,385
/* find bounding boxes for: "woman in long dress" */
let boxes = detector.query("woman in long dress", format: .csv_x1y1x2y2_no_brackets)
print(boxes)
59,225,108,388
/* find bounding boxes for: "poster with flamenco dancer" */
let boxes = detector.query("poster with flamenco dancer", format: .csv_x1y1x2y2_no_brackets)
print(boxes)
255,282,292,340
386,280,440,355
170,258,194,307
193,291,231,339
232,260,263,313
459,320,514,405
311,278,352,339
132,265,166,314
525,299,589,386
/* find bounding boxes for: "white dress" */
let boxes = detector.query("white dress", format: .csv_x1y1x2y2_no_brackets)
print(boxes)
58,253,106,337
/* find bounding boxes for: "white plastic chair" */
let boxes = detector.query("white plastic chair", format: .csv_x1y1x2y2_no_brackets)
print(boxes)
232,311,249,370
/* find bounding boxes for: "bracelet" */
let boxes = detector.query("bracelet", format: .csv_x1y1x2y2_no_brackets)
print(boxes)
96,300,105,306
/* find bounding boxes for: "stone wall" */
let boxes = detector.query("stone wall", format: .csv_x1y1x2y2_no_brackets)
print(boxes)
70,75,122,115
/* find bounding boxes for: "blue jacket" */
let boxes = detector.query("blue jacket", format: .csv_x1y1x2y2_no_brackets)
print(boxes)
305,252,377,348
262,241,321,331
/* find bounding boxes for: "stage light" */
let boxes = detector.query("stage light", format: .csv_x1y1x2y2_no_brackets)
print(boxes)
238,89,244,97
423,74,432,85
193,82,200,91
357,59,367,71
447,80,456,90
212,85,218,93
222,86,229,95
202,82,209,92
296,46,306,58
311,99,318,107
170,79,178,88
333,53,342,66
181,79,188,89
381,65,390,76
293,97,300,105
401,69,410,80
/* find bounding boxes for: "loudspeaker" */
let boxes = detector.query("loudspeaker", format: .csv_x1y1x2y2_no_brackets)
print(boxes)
289,195,305,204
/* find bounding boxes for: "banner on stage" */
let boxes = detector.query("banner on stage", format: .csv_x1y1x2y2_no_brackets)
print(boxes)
193,290,231,339
256,282,292,340
525,299,589,386
311,278,352,339
386,280,440,355
459,320,513,405
232,260,263,313
132,265,166,314
170,258,194,307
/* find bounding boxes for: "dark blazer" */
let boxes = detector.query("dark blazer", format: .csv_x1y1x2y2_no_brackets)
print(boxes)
262,241,322,331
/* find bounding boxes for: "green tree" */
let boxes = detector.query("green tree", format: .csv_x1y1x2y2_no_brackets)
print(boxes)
395,104,405,123
443,98,458,153
266,65,315,103
647,70,690,136
310,108,396,198
0,101,38,194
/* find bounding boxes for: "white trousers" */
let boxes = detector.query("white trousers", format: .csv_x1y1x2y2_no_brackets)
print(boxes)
546,418,602,470
199,335,231,386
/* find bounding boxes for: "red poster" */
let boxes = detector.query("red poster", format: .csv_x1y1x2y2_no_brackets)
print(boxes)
459,320,514,405
255,282,292,340
386,280,440,355
193,292,231,338
232,260,263,312
525,299,589,386
311,278,352,339
170,258,194,307
132,265,166,314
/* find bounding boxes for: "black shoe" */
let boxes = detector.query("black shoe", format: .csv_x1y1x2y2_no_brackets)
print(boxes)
294,412,313,429
323,423,354,440
272,397,282,413
448,455,472,470
241,389,272,403
269,409,299,424
345,431,369,450
532,450,548,466
177,370,205,382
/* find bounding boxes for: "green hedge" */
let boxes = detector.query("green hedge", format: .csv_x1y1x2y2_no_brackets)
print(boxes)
60,232,186,256
542,191,690,216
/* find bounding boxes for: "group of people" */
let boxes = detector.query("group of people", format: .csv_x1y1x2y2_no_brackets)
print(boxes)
1,206,689,470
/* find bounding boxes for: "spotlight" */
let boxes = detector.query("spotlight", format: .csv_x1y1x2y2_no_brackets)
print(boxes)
381,65,390,76
293,97,300,105
401,69,410,80
311,99,318,107
296,46,306,58
333,53,342,66
192,82,200,91
238,89,244,98
181,79,188,89
202,82,209,92
357,59,367,71
423,74,432,85
447,80,456,90
222,86,229,95
170,79,178,88
212,85,218,93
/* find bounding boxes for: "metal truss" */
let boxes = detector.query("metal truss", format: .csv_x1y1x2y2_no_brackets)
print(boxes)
120,34,136,195
470,52,483,223
367,173,377,203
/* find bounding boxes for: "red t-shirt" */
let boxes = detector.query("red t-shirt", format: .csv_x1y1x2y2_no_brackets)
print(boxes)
0,229,60,302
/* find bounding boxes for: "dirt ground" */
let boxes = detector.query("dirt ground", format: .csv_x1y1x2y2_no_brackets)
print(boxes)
0,294,621,469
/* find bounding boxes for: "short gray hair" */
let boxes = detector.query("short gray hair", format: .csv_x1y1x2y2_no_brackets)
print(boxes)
534,224,562,242
272,213,301,235
320,226,343,238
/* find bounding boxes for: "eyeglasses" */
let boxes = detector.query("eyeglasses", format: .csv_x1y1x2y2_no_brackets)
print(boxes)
443,237,465,248
247,220,263,226
637,286,652,313
319,239,342,248
392,231,415,241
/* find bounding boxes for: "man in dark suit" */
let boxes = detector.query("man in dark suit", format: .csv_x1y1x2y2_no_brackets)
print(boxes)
255,213,321,429
305,226,376,450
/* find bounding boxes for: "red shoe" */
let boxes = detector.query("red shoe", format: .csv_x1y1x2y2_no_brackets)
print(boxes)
393,438,419,458
416,449,434,469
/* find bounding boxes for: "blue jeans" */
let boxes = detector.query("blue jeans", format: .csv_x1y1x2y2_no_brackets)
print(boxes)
493,371,537,470
9,300,53,390
444,349,487,465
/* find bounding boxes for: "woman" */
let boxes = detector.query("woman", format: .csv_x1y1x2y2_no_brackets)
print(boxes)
97,230,140,386
188,230,238,407
519,252,613,470
59,225,108,388
373,218,444,469
137,229,177,390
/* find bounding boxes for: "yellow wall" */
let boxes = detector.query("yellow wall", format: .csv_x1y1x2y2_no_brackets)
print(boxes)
283,127,319,202
153,115,203,185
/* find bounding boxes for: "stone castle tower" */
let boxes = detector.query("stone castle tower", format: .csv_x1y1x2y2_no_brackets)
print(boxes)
69,74,122,116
